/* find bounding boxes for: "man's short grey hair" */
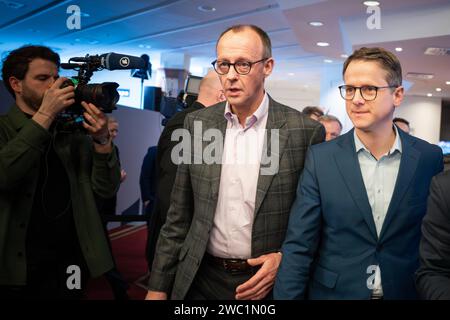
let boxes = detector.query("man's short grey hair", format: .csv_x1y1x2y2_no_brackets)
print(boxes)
318,114,343,130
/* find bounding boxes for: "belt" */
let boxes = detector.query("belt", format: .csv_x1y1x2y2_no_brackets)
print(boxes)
204,253,257,274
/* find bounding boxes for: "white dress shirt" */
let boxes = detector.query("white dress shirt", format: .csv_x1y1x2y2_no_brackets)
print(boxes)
354,126,402,297
206,93,269,259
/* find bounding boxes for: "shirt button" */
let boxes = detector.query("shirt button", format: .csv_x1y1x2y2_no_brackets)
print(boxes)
377,189,381,194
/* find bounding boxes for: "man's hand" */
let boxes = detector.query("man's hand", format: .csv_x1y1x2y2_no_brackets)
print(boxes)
33,77,75,129
145,291,167,300
235,252,282,300
81,102,112,153
120,169,127,182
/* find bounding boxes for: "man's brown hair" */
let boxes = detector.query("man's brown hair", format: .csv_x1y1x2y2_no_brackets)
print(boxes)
343,47,402,87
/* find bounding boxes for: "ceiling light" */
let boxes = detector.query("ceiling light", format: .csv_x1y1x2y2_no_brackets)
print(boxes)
395,47,403,52
138,44,144,48
341,54,349,58
146,45,151,49
324,59,333,63
317,42,329,47
446,81,450,85
363,1,380,6
198,5,216,12
436,88,442,92
288,73,295,76
427,93,433,97
309,21,323,27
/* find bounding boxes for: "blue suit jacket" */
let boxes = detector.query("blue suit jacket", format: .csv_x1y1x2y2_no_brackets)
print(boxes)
274,128,443,300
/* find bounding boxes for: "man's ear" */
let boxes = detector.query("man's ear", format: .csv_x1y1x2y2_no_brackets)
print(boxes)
9,76,22,95
263,57,274,78
393,86,404,108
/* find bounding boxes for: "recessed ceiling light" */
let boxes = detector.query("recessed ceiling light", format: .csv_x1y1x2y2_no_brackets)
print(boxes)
341,54,349,58
317,42,330,47
138,44,144,48
427,93,433,97
324,59,333,63
395,47,403,52
436,88,442,92
446,81,450,85
363,1,380,6
146,45,151,49
198,5,216,12
288,72,295,76
309,21,323,27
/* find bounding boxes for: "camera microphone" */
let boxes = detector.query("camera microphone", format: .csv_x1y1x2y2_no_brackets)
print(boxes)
100,53,145,71
67,53,145,71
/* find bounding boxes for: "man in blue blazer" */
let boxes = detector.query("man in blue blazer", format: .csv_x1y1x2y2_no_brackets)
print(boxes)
274,47,443,300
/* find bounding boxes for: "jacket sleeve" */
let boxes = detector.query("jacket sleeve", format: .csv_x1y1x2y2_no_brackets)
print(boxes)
274,147,322,299
0,119,50,191
416,173,450,300
308,122,326,147
147,115,195,294
90,143,121,199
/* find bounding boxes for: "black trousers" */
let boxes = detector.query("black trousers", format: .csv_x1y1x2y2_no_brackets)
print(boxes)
185,257,261,300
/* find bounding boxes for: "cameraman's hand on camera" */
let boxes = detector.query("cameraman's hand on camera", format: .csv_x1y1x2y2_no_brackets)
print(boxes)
81,101,113,153
32,77,75,129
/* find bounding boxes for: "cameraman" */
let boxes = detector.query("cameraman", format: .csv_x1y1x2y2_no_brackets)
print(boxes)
0,45,121,299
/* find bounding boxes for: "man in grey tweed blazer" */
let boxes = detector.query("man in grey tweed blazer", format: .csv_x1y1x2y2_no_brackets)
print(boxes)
146,24,325,300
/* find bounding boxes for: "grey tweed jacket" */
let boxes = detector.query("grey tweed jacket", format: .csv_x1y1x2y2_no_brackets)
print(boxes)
148,96,325,299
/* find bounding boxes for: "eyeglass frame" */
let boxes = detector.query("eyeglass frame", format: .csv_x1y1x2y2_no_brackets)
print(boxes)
338,85,398,101
211,58,269,75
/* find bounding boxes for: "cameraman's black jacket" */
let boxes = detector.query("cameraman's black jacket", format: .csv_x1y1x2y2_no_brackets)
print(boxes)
0,104,121,285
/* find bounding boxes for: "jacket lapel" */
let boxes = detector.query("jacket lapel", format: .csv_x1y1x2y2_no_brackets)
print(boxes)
379,131,420,240
205,104,227,203
254,97,287,216
334,130,378,241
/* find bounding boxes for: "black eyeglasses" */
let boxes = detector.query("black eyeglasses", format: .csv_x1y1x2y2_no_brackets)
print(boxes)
211,58,268,75
338,85,398,101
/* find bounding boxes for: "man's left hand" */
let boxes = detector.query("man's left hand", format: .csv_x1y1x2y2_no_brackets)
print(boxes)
82,102,111,151
235,252,282,300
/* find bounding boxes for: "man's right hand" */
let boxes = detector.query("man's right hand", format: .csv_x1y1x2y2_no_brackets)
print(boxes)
33,77,75,129
145,291,167,300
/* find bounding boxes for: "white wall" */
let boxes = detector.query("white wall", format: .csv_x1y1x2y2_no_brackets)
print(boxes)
394,95,442,144
265,79,320,111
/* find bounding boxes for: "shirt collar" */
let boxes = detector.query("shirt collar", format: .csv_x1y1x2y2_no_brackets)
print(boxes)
354,125,402,156
224,92,269,130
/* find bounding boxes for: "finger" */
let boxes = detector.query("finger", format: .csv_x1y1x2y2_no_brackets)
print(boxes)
236,267,266,294
82,101,102,116
247,256,265,267
83,112,100,128
236,273,274,300
250,284,273,300
51,77,69,89
61,91,75,101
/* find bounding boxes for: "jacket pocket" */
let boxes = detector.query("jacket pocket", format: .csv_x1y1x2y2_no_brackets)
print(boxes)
312,265,339,289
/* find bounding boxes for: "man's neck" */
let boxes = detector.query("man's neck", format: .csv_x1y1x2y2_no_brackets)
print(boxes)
230,92,265,127
15,99,36,116
355,122,396,160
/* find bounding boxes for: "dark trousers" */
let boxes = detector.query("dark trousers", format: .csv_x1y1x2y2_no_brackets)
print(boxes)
185,257,260,300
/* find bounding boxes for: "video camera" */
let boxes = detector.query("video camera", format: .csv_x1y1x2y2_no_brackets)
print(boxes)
59,52,145,126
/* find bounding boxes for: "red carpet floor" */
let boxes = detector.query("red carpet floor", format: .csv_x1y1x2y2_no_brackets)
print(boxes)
85,224,149,300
